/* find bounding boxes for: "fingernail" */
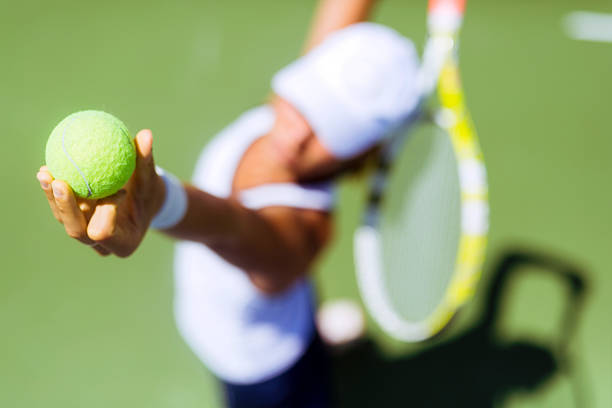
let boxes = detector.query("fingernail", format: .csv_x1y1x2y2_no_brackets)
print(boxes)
36,174,49,189
52,183,64,198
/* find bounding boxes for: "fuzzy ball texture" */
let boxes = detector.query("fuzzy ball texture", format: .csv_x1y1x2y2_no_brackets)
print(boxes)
46,110,136,199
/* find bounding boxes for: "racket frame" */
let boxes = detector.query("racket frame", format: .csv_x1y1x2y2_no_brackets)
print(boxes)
354,0,489,341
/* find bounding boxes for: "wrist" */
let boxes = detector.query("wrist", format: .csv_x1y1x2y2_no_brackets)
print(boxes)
151,172,166,220
150,167,188,230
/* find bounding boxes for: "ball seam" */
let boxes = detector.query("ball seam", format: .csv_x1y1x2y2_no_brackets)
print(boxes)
61,116,93,198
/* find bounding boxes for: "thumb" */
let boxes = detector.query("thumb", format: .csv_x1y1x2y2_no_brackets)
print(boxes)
134,129,155,178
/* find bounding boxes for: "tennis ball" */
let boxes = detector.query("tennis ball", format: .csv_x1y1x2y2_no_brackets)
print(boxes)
45,110,136,199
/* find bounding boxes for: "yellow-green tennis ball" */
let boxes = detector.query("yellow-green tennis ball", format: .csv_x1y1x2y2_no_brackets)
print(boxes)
46,110,136,199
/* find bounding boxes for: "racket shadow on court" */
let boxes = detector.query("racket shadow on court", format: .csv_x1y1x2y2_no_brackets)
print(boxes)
333,249,589,408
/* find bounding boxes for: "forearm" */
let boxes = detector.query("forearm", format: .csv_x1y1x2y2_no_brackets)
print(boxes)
161,184,243,246
303,0,378,52
161,184,330,293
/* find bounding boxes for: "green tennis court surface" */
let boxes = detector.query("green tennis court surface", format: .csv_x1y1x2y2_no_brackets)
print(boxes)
1,0,610,406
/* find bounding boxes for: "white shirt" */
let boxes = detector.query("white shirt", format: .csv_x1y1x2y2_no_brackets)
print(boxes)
173,106,335,384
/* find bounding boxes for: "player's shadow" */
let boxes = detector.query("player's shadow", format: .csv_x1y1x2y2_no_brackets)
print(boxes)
332,249,589,408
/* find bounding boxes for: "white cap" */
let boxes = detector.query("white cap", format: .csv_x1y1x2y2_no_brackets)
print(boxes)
272,23,420,158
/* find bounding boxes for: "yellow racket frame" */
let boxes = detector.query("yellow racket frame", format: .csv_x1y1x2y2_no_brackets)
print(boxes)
424,54,488,336
354,34,488,341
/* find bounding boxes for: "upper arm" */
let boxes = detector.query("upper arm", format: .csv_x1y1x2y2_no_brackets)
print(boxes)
304,0,378,52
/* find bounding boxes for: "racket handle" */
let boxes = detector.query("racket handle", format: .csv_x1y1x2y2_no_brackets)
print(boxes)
427,0,467,33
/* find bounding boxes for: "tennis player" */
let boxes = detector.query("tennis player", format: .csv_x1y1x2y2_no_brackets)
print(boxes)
36,0,420,406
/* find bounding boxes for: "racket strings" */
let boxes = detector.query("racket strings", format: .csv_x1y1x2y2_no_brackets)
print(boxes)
380,125,461,321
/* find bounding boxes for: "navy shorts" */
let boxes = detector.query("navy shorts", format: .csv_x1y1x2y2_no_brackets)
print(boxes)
221,334,332,408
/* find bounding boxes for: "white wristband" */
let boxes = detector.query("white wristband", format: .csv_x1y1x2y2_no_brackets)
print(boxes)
150,166,188,230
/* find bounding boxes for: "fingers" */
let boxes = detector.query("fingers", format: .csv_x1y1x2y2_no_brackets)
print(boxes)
37,128,156,259
131,129,166,224
78,199,97,222
87,199,119,242
37,166,62,223
51,180,94,245
136,129,153,158
92,244,111,256
37,166,129,257
86,191,135,257
134,129,155,181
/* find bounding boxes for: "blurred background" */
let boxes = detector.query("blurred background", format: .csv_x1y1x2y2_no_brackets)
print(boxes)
1,0,610,406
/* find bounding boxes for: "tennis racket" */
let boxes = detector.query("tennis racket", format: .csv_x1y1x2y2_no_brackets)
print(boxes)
354,0,488,342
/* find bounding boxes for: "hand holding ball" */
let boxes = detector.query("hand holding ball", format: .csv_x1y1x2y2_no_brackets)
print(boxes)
46,110,136,199
39,111,165,258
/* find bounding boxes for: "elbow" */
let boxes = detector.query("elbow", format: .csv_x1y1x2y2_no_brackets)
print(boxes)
251,278,293,296
247,264,307,296
248,236,329,296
